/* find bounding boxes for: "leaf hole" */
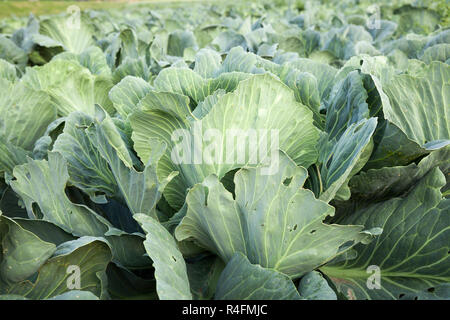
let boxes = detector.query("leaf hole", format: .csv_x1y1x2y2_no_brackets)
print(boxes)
283,177,293,186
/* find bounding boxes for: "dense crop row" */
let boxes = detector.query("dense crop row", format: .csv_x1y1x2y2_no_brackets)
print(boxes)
0,0,448,300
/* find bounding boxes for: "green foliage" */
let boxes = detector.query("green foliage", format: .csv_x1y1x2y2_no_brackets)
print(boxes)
0,0,448,300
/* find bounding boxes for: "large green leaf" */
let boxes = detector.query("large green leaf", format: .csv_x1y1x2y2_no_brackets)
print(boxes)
0,136,29,175
298,271,337,300
21,60,109,116
186,255,224,300
0,82,56,151
363,60,449,150
284,58,338,101
35,16,95,54
0,35,27,69
4,237,111,299
0,214,55,283
138,90,193,121
87,109,176,218
325,71,369,141
167,30,198,57
380,62,449,147
319,118,377,203
54,46,112,77
10,152,110,236
134,214,192,300
153,67,206,103
350,145,450,201
53,112,118,198
131,73,320,209
0,59,18,82
176,152,371,278
108,76,152,119
215,252,301,300
420,44,450,63
48,290,99,300
194,48,222,78
321,168,450,300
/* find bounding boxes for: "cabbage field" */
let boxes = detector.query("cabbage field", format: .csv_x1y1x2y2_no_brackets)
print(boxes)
0,0,449,301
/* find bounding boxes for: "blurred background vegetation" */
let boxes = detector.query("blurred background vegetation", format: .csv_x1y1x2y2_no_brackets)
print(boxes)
0,0,448,25
0,0,209,19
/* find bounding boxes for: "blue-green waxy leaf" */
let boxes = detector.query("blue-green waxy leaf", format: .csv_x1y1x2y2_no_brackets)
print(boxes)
10,218,75,246
54,46,112,77
362,59,449,165
0,214,56,283
0,82,56,151
321,168,450,300
153,67,206,103
6,144,149,268
35,16,95,54
325,71,369,141
53,112,118,198
108,76,152,119
176,152,371,278
3,237,111,299
0,35,27,69
1,0,449,302
131,73,320,210
215,253,301,300
420,44,450,63
395,5,440,35
212,30,246,52
284,58,338,101
87,110,176,218
134,214,192,300
167,30,198,57
0,59,18,82
399,284,450,300
0,136,29,175
138,90,193,121
194,48,222,78
379,62,449,148
113,57,150,84
10,152,111,236
298,271,337,300
368,20,397,44
186,255,224,300
320,118,377,203
106,263,157,300
21,60,108,116
350,145,450,201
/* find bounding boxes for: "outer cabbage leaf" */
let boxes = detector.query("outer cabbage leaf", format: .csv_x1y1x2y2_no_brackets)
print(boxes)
176,152,371,278
0,82,56,151
321,168,450,300
298,271,337,300
21,60,110,116
131,73,319,209
319,118,377,203
134,214,192,300
2,237,111,299
215,252,301,300
35,16,95,54
0,214,55,283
